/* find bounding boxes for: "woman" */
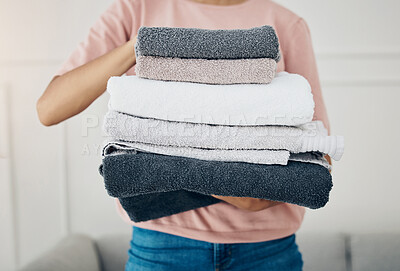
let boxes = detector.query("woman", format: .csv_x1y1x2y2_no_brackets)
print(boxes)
37,0,331,270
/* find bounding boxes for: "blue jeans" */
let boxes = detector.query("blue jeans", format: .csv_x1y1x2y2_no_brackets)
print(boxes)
125,226,303,271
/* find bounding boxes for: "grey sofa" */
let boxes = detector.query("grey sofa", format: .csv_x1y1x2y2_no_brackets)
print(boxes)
18,233,400,271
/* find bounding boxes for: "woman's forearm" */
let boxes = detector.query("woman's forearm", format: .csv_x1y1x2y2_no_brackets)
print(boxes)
37,38,137,126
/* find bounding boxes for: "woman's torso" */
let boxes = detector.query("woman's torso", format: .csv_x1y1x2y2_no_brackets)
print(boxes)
118,0,306,244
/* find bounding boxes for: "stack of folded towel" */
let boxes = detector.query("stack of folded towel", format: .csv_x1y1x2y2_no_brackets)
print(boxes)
99,25,345,222
134,25,280,84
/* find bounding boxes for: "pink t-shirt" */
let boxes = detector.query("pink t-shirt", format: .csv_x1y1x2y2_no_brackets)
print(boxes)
56,0,330,243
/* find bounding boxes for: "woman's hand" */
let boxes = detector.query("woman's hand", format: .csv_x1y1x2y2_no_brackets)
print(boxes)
213,155,332,211
325,154,332,173
37,36,137,126
211,195,283,211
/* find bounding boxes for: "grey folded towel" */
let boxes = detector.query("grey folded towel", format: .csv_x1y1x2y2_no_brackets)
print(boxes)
103,141,291,166
103,141,331,169
135,56,277,84
99,151,333,210
118,191,221,222
135,25,280,61
103,110,344,162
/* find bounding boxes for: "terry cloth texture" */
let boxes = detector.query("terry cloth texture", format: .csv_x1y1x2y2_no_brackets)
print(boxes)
118,191,221,222
99,151,333,209
103,141,290,165
135,56,277,85
107,72,315,126
103,142,331,170
135,25,281,61
104,110,345,161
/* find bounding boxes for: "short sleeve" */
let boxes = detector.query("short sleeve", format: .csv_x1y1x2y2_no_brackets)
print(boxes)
55,0,136,76
282,18,330,134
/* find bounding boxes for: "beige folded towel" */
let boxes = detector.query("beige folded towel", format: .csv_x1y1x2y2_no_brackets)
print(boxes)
135,56,276,84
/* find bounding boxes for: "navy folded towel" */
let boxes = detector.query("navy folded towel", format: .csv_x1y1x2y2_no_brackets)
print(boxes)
99,151,332,210
118,191,221,222
135,25,280,61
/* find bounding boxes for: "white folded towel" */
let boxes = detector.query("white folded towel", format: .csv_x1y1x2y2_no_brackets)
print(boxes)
104,110,345,161
103,141,290,165
107,72,315,126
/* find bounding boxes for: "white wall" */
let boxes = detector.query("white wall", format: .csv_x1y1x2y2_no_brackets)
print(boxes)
0,0,399,270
